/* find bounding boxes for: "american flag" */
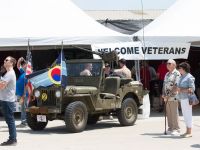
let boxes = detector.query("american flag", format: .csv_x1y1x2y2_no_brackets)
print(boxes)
26,41,33,102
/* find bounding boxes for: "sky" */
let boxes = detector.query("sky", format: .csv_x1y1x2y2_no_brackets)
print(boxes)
72,0,177,10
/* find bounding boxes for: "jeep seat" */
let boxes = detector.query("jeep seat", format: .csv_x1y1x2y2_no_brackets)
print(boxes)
100,77,120,99
120,78,133,86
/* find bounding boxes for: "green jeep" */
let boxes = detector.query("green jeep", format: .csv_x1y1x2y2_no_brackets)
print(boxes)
27,59,144,133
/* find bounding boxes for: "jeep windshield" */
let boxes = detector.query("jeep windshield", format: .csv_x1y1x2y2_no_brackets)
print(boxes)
66,62,102,77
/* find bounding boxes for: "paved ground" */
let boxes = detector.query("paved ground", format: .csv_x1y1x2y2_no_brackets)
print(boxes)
0,106,200,150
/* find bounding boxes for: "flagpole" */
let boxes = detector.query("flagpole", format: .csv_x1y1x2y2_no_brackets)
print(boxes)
26,39,30,65
25,39,33,104
61,41,63,87
21,39,30,116
61,41,64,51
24,39,30,105
60,41,63,105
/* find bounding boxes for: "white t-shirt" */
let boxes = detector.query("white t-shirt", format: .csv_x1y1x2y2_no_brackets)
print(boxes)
0,69,16,102
80,69,92,76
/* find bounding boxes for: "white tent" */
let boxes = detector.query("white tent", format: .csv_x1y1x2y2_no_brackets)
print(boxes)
93,0,200,60
0,0,132,49
133,0,200,47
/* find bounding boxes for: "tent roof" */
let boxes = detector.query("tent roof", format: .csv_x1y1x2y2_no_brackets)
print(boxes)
0,0,132,48
133,0,200,46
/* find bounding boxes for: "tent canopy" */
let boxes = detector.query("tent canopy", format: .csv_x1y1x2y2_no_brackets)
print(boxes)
0,0,132,49
133,0,200,46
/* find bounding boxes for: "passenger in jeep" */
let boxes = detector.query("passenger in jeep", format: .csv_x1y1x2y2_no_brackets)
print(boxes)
104,63,113,78
80,63,93,76
113,58,131,78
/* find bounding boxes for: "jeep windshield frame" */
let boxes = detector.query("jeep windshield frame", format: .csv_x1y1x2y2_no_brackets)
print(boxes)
66,59,104,88
67,62,102,77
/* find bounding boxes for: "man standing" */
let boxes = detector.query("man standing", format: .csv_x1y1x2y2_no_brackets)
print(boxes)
0,56,17,146
16,57,28,127
162,59,180,135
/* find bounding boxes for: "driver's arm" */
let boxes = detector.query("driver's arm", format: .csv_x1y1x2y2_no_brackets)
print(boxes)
113,69,122,76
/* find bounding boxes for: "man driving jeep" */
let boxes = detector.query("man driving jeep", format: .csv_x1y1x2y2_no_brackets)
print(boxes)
80,63,93,76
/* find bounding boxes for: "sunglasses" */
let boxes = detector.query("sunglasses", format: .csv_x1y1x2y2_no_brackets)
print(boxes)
4,59,10,62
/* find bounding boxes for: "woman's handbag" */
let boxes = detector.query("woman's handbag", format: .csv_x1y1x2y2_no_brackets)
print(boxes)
188,93,199,106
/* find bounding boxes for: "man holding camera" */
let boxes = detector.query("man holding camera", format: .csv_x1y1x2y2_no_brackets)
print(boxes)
16,57,28,127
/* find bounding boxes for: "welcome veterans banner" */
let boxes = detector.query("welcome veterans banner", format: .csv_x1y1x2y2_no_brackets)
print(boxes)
91,41,191,60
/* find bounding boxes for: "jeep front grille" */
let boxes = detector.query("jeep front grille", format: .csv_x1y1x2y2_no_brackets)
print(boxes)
38,89,57,106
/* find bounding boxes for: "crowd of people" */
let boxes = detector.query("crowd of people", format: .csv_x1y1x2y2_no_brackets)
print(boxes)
0,55,199,146
105,58,198,138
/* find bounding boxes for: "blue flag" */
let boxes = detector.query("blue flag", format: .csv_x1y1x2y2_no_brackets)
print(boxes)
28,50,67,88
55,49,67,87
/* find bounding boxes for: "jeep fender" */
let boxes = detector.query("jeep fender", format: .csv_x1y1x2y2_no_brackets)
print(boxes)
65,94,96,112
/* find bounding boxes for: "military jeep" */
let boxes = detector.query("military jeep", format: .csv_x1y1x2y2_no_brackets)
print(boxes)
27,59,144,133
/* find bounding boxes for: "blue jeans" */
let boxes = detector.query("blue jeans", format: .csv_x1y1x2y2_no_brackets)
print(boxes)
21,97,27,124
1,101,17,140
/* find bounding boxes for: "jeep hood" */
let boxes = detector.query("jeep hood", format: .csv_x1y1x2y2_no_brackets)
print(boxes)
65,86,98,95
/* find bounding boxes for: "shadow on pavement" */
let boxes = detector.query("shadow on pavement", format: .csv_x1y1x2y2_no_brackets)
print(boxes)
1,125,70,135
191,144,200,148
1,119,123,135
141,133,183,139
86,120,122,131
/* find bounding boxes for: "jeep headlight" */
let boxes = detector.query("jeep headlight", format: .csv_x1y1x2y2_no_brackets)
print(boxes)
55,90,61,98
34,90,41,98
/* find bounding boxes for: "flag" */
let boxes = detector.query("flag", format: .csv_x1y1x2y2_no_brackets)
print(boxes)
28,50,67,88
25,41,34,102
27,68,52,88
55,49,67,87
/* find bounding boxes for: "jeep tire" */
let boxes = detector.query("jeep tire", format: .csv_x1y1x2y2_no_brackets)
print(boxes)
27,113,48,131
65,101,88,133
117,97,138,126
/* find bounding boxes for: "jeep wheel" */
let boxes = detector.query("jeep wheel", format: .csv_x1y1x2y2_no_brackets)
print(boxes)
117,97,138,126
27,113,48,131
65,101,88,133
87,115,100,125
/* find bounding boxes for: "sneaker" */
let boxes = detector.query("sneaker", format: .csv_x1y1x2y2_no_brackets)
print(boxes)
165,130,172,135
16,123,27,128
165,128,172,135
0,139,17,146
171,130,180,136
177,129,181,133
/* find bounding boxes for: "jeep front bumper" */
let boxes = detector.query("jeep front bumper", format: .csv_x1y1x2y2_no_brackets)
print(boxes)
27,106,61,114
